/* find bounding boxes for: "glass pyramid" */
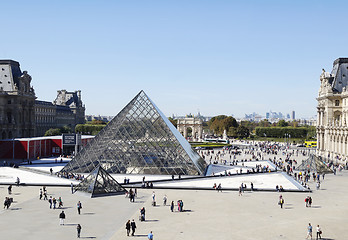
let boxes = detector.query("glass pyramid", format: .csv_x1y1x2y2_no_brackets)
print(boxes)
74,165,126,198
62,90,206,175
297,154,333,174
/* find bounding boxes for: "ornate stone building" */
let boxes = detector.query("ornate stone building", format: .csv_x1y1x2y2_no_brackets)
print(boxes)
317,58,348,162
177,117,203,141
0,60,36,139
35,90,85,136
0,60,85,139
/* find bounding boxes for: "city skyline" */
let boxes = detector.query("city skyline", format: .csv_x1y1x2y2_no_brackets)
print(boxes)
1,1,347,118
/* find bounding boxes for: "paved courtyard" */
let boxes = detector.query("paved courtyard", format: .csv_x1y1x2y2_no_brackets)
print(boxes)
0,168,346,239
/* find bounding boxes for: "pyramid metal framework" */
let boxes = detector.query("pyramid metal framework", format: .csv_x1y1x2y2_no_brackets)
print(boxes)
297,154,333,174
62,90,206,175
74,166,126,198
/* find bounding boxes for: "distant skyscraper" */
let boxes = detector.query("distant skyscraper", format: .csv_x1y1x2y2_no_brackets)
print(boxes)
266,112,270,119
291,111,295,120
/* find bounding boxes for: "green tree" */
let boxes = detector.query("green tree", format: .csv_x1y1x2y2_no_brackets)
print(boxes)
209,115,238,135
227,127,237,137
91,119,106,125
259,119,271,127
168,117,177,128
44,128,62,136
236,125,250,138
277,120,289,127
75,124,106,135
306,126,317,139
61,125,73,133
289,120,299,127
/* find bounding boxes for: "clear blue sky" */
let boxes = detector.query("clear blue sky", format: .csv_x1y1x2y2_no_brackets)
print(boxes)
1,0,347,118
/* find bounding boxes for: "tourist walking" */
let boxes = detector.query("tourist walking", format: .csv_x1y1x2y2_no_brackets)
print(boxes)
77,224,82,238
152,191,156,206
48,196,53,209
58,197,63,208
238,186,242,196
163,195,167,206
306,223,312,239
16,177,20,186
71,182,74,194
217,183,222,192
59,211,66,225
131,219,136,236
3,197,11,209
50,168,53,175
148,231,153,240
140,207,145,221
77,201,82,214
8,185,12,195
126,220,131,236
316,224,322,239
279,195,284,209
53,197,57,209
170,201,174,212
39,189,43,200
43,189,48,200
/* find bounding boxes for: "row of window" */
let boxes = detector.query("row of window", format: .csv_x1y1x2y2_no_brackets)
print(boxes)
35,116,55,123
36,108,55,113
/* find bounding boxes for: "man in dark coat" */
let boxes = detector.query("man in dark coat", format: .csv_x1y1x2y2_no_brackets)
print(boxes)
131,219,136,236
59,211,66,225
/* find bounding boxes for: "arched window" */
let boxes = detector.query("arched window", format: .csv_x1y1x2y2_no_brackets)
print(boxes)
7,112,12,124
1,131,6,139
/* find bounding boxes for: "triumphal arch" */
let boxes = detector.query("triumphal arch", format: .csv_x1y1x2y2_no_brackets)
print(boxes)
177,117,203,141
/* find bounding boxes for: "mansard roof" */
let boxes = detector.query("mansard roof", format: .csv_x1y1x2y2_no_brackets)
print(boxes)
331,58,348,93
0,59,23,92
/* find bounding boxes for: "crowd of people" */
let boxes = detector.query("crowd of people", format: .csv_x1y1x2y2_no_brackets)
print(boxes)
57,171,84,181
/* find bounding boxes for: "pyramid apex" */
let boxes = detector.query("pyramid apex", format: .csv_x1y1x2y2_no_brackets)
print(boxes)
62,90,207,175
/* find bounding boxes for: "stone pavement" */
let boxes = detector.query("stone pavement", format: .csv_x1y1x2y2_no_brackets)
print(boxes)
0,185,149,240
113,170,347,240
0,170,347,239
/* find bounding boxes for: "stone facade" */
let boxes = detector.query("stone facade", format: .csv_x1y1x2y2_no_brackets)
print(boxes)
177,117,203,141
317,58,348,162
0,60,36,139
35,90,85,136
0,60,85,139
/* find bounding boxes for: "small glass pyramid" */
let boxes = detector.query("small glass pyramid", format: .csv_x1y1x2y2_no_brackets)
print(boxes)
74,165,126,198
297,154,333,174
62,90,206,175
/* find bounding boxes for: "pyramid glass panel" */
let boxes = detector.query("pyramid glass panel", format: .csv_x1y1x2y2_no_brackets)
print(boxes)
297,154,333,174
62,90,206,175
74,166,126,198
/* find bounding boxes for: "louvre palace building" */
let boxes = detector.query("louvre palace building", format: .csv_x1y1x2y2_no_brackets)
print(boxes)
0,60,85,139
317,58,348,162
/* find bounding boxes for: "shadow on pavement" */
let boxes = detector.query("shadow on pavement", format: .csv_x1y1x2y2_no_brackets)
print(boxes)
59,207,73,209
